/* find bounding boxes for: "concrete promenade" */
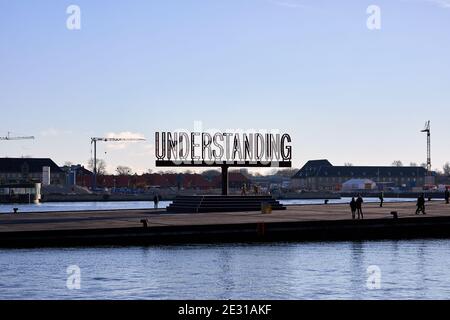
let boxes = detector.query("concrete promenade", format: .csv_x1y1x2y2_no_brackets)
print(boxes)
1,201,450,247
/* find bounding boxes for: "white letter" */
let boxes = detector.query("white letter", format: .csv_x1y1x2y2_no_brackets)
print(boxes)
66,265,81,290
366,265,381,290
366,5,381,30
66,5,81,30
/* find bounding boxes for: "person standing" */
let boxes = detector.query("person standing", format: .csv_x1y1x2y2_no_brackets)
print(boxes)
416,193,426,215
356,194,364,219
445,187,450,205
153,194,160,209
350,197,357,220
379,191,384,208
241,183,247,196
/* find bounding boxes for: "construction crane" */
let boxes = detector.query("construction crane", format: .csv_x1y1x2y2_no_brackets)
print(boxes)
90,137,146,190
421,121,431,175
0,132,35,141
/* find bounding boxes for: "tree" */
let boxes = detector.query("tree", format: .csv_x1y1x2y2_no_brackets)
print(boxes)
116,166,132,176
87,158,107,175
64,161,73,167
344,163,353,167
273,168,299,177
409,162,418,167
146,169,153,174
202,170,221,179
443,162,450,176
392,160,403,167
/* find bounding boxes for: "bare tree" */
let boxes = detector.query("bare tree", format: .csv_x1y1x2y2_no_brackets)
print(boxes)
202,170,221,179
409,162,418,167
273,168,299,177
392,160,403,167
116,166,132,176
443,162,450,176
344,163,353,167
87,158,107,175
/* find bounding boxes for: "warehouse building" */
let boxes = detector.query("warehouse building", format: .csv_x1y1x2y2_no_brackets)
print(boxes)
0,158,65,185
292,159,429,191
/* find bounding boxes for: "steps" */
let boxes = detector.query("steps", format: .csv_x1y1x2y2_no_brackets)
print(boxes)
166,195,286,213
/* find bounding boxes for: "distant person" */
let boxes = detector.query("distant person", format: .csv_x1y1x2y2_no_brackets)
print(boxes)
241,184,247,196
350,197,357,220
153,195,160,209
445,187,450,205
254,185,259,195
356,194,364,219
379,191,384,208
416,193,426,215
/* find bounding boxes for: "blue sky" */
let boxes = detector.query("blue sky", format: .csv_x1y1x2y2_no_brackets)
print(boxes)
1,0,449,173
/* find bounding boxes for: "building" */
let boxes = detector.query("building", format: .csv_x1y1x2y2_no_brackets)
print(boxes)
60,164,93,186
0,158,65,185
341,179,377,191
292,159,429,191
75,172,250,192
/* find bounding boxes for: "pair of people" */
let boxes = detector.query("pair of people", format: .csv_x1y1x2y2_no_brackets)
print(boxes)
416,193,426,215
350,194,364,219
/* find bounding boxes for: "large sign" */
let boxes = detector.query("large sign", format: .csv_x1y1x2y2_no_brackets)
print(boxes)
155,132,292,167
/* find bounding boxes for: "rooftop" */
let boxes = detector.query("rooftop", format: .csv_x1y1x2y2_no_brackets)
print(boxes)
293,160,428,179
0,158,63,174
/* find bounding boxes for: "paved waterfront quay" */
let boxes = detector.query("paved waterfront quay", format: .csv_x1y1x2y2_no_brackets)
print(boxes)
1,201,450,247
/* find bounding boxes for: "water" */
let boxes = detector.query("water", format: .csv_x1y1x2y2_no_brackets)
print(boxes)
0,197,420,214
1,240,450,299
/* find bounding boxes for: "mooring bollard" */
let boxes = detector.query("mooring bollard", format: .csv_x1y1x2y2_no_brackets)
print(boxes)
13,208,19,214
140,219,149,228
391,211,398,219
261,202,272,214
324,199,329,205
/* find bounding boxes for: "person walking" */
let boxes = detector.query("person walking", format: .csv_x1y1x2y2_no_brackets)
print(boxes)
445,187,450,205
153,194,160,209
241,183,247,196
379,191,384,208
356,194,364,219
350,197,357,220
416,193,426,215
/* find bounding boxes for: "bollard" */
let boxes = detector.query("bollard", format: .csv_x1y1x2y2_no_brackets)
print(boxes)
261,202,272,214
13,208,19,214
140,219,149,228
391,211,398,219
324,199,329,205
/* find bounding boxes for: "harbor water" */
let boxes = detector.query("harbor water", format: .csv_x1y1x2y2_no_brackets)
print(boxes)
0,197,420,214
1,240,450,299
2,199,449,300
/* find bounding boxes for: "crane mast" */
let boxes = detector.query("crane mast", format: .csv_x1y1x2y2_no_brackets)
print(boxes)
421,121,431,175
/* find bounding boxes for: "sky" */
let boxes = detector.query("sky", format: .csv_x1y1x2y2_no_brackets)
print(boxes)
0,0,449,174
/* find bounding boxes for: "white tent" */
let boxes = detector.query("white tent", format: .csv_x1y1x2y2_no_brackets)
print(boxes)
342,179,377,191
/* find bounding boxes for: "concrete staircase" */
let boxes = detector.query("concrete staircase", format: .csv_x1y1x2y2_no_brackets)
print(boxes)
166,195,286,213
